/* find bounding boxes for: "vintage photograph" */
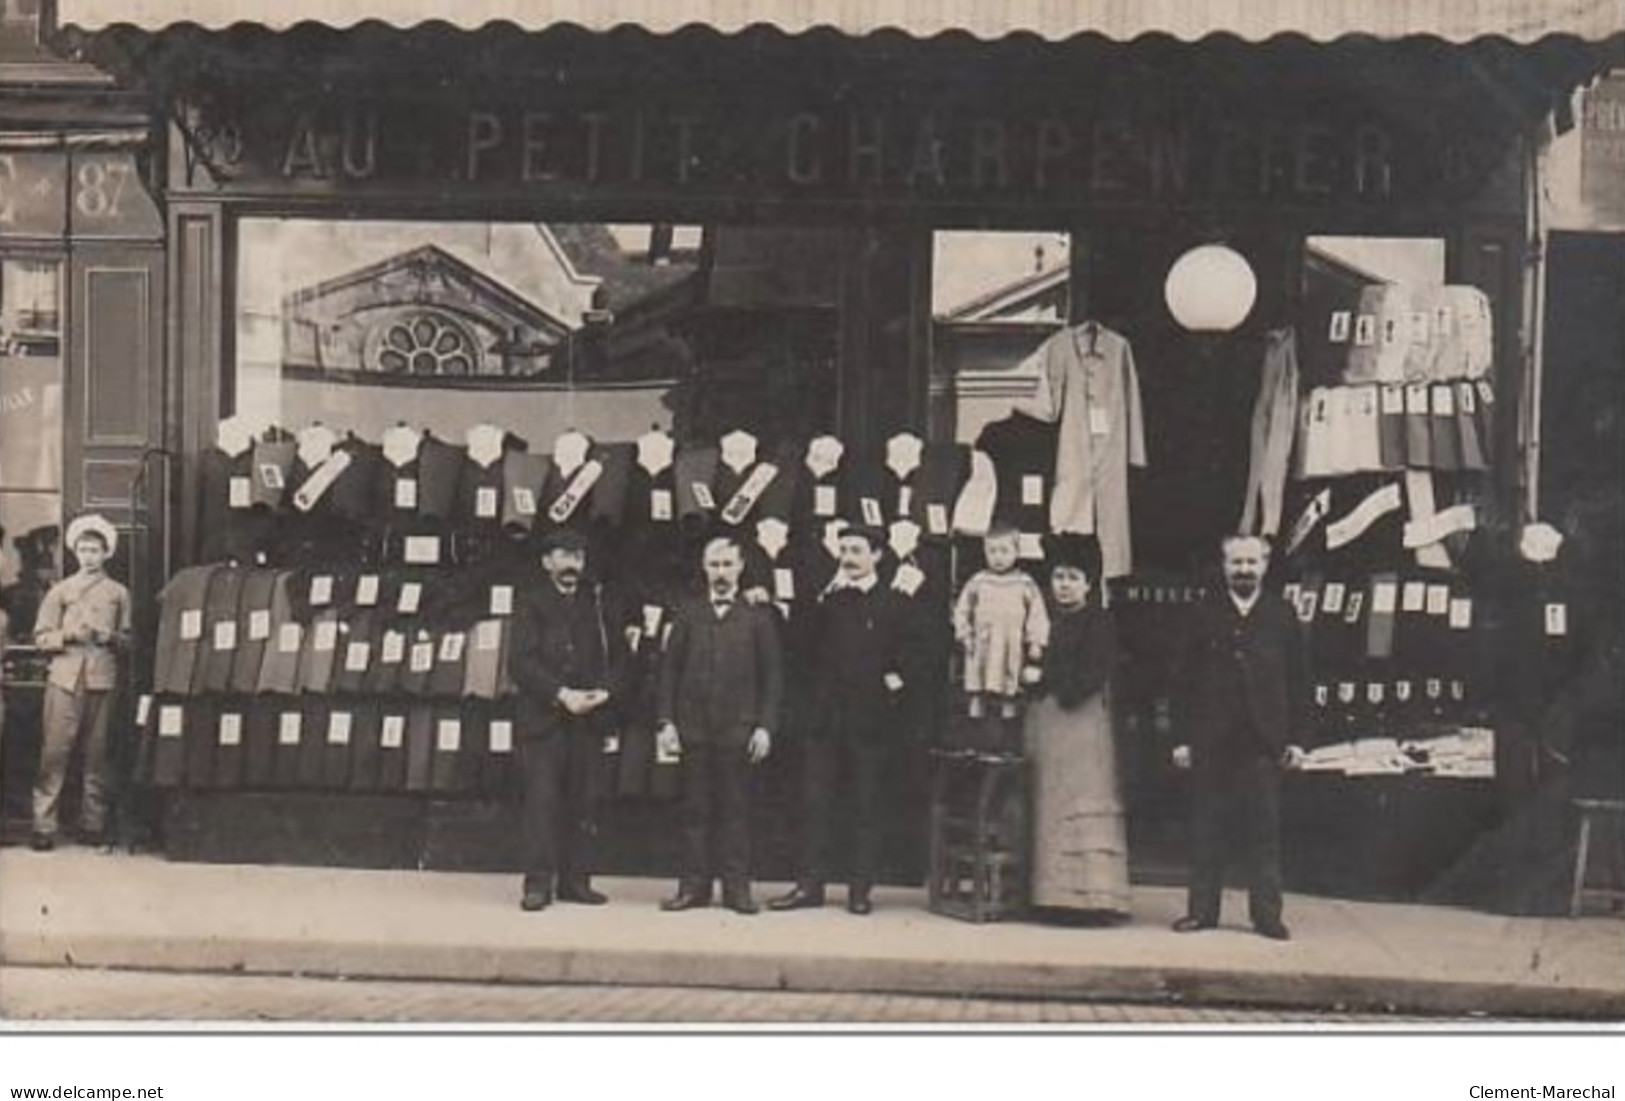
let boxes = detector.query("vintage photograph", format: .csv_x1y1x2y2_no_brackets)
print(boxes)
0,0,1622,1041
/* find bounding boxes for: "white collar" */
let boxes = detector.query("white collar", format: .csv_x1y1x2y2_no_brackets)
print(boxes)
1229,588,1261,617
848,573,878,594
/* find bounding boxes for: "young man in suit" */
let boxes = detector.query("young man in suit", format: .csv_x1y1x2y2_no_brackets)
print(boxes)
656,535,785,915
508,528,628,911
1170,534,1308,941
770,525,924,916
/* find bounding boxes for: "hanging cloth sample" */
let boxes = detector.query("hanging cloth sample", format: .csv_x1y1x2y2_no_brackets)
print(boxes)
1238,328,1300,537
1017,321,1147,579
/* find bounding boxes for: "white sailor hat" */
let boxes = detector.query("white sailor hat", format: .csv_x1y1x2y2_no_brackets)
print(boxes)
66,513,118,557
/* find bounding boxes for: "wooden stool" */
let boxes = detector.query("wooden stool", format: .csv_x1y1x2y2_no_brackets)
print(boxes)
1569,798,1625,918
927,749,1028,923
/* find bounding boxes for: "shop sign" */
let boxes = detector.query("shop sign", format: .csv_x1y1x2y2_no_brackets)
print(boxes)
173,91,1504,211
0,151,164,241
1581,73,1625,223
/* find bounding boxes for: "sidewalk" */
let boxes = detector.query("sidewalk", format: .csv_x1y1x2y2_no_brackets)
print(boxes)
1,848,1620,1021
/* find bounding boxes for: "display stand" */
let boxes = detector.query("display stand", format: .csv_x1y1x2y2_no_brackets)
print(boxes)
926,748,1028,923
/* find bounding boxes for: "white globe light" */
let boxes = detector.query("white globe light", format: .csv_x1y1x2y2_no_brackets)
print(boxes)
1164,244,1258,332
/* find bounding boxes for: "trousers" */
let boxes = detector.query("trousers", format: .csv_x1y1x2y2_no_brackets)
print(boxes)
678,741,754,893
1186,755,1284,929
519,721,602,890
797,735,889,890
33,684,114,837
1239,331,1300,537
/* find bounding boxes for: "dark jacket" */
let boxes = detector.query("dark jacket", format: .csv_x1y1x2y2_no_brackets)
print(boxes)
657,596,784,748
1174,589,1311,767
809,579,927,737
508,576,630,737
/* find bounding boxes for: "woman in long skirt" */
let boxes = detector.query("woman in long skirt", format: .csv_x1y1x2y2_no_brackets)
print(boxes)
1024,534,1131,920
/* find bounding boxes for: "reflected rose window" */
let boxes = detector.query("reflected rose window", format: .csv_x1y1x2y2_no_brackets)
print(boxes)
373,312,475,375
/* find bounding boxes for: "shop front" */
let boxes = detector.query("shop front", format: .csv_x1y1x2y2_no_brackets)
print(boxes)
40,6,1623,901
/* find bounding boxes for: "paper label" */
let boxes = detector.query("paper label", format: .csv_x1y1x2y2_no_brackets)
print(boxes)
1322,582,1346,616
356,575,380,607
439,632,466,663
1283,583,1301,605
213,620,238,652
229,476,252,508
158,705,184,738
883,672,905,692
475,486,499,518
1449,598,1473,630
1427,678,1443,700
1545,603,1568,637
410,642,435,673
1425,584,1450,616
309,575,334,606
1344,591,1365,624
927,503,949,536
1396,681,1413,702
690,483,716,511
893,563,925,597
603,734,620,755
774,567,796,601
1371,581,1398,615
861,497,884,526
490,720,513,754
1380,385,1404,415
436,719,462,752
260,463,285,491
1401,581,1426,613
327,711,352,745
897,486,914,517
277,623,303,654
218,713,242,747
1088,405,1110,437
513,487,537,517
1338,682,1357,704
650,488,673,521
1405,384,1429,415
1017,532,1043,560
247,610,272,641
1315,685,1330,706
475,620,502,652
1354,315,1376,346
1297,591,1319,622
404,537,441,566
1021,475,1044,506
381,631,406,664
344,641,371,673
642,604,665,638
1367,682,1386,704
179,609,204,641
1431,385,1455,417
1477,380,1495,406
381,715,406,750
278,712,302,745
1328,311,1351,343
312,619,338,652
814,485,838,517
398,582,422,614
136,695,153,726
1382,317,1401,347
395,478,418,509
490,585,513,617
1458,382,1477,415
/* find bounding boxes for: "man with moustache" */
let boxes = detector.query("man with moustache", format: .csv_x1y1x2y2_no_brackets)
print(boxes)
770,525,923,916
509,528,627,911
1170,534,1308,940
656,535,784,915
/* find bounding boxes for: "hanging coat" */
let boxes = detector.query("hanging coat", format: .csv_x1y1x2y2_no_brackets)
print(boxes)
1019,323,1147,580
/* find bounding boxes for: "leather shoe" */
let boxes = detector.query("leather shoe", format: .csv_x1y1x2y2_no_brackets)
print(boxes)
1254,921,1292,941
557,882,609,906
722,892,760,916
767,886,826,911
660,889,711,912
520,888,552,912
1171,916,1216,933
846,894,873,916
29,832,54,853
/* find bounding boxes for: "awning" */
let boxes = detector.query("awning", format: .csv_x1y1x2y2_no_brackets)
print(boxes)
54,0,1625,42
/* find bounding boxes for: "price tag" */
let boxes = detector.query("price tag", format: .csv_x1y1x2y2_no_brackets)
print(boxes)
625,625,643,651
218,713,243,747
1296,590,1318,622
1367,682,1386,704
1372,581,1398,615
344,641,371,673
476,487,499,518
278,712,302,746
1322,582,1347,616
1450,680,1466,702
1283,582,1301,605
437,719,462,752
327,711,353,745
229,476,252,508
395,478,418,509
356,575,380,607
814,485,838,517
1396,680,1413,702
1425,584,1450,616
1088,405,1110,437
439,633,466,663
136,695,153,726
490,720,513,754
1545,603,1568,637
381,631,406,664
277,623,303,654
248,610,272,641
603,734,620,755
897,486,914,516
313,619,338,652
260,463,286,491
1380,385,1404,415
1431,386,1455,417
398,582,422,614
1477,380,1495,407
1354,315,1376,346
1017,532,1043,560
1338,682,1357,704
213,620,239,652
691,483,716,511
1401,581,1426,613
381,715,406,750
1344,591,1365,624
1409,311,1431,344
490,585,513,617
1021,475,1045,506
1328,311,1351,343
1449,598,1473,630
1405,384,1429,415
883,672,905,692
1315,685,1330,706
475,620,502,652
410,642,435,673
861,497,883,526
309,575,334,606
1458,382,1477,415
179,610,204,641
650,488,673,521
158,705,184,738
404,536,441,566
1427,678,1443,700
927,503,949,536
513,487,537,517
893,563,925,597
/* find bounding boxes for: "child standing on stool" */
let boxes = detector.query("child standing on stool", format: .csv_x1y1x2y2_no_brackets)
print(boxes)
30,513,130,851
954,524,1049,722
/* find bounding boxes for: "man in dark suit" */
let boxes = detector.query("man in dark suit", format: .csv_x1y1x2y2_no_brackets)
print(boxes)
508,528,628,912
656,534,785,915
1171,534,1309,940
769,525,924,916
